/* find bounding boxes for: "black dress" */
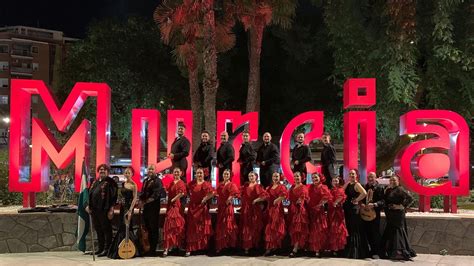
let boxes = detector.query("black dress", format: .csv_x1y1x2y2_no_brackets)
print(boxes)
343,182,370,259
108,184,140,259
381,186,416,260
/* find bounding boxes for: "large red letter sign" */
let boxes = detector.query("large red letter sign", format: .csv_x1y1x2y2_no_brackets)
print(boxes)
280,111,323,183
216,111,258,186
9,80,111,202
343,78,376,183
131,109,192,188
395,110,470,212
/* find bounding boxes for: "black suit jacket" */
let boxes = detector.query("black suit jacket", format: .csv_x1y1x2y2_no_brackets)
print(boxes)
217,141,235,170
171,136,191,171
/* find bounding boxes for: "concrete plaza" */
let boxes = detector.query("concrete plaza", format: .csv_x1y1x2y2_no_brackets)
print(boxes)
0,252,472,266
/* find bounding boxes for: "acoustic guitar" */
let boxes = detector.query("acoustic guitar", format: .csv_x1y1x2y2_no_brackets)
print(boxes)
118,214,136,259
360,188,376,221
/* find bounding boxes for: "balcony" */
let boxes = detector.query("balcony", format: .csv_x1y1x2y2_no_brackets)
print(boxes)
11,49,33,58
10,66,33,76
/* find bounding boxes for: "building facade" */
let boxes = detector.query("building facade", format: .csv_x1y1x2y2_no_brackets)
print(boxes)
0,26,77,145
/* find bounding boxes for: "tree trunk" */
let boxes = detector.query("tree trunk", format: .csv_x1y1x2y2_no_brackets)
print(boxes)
203,0,218,140
187,46,202,152
376,135,411,175
245,25,264,113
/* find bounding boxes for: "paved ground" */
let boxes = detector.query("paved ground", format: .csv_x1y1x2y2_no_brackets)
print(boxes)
0,252,471,266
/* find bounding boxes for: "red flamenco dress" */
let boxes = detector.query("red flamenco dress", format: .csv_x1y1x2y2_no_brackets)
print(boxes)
328,186,348,251
215,181,240,251
264,184,288,250
163,179,187,250
288,184,309,248
240,183,268,250
186,180,214,252
308,183,332,252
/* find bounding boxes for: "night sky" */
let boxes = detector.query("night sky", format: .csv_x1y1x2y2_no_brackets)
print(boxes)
0,0,160,38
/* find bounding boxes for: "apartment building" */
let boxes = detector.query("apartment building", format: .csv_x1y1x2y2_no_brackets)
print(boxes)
0,26,77,145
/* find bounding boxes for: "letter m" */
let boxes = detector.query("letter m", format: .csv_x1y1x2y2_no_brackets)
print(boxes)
9,79,111,193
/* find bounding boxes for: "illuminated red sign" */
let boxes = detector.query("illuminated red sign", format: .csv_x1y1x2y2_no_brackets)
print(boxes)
8,79,470,212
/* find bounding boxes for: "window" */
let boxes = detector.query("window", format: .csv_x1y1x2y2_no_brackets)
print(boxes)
0,95,8,105
31,46,38,54
32,63,39,71
0,79,8,88
0,45,8,53
0,62,8,71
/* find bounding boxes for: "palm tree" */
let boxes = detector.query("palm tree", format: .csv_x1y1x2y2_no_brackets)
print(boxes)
155,0,235,145
235,0,297,113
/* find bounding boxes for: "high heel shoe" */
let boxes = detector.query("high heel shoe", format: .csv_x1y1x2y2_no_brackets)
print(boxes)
162,250,168,257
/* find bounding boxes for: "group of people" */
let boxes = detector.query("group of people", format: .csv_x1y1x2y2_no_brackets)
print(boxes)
85,128,416,261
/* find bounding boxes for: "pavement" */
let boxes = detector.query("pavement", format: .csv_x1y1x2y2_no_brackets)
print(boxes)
0,252,472,266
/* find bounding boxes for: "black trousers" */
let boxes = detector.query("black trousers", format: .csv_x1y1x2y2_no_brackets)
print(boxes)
143,200,161,253
364,214,382,256
91,209,112,250
259,166,274,188
322,164,336,189
240,163,254,185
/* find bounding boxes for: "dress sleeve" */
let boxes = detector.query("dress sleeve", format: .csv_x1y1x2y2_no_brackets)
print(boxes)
177,181,187,196
256,184,269,199
278,185,288,198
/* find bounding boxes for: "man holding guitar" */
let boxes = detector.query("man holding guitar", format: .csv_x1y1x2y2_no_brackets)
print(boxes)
361,172,385,259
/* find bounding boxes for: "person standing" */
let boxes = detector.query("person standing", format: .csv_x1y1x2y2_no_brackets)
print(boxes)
307,172,332,257
362,172,385,258
263,172,287,256
238,130,256,185
216,131,235,181
193,131,214,181
108,167,140,259
291,132,312,184
380,175,417,261
343,169,370,259
239,172,268,255
320,132,337,188
163,167,187,257
86,164,118,257
185,168,214,256
138,164,165,256
215,169,240,253
328,176,348,256
170,123,191,182
288,172,309,258
256,132,280,188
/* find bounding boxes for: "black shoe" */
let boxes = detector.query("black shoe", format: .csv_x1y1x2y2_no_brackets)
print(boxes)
289,252,296,258
88,249,103,255
97,250,108,257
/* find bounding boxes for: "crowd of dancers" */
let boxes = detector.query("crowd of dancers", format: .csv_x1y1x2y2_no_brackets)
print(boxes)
85,125,416,261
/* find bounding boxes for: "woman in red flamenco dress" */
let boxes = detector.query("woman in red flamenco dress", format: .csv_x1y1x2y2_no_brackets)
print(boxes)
163,167,187,257
239,171,268,255
307,172,332,257
288,171,309,257
264,172,287,256
185,168,215,257
328,176,348,256
215,169,240,253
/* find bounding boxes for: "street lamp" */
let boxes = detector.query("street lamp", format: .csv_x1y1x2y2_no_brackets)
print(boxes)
2,117,9,124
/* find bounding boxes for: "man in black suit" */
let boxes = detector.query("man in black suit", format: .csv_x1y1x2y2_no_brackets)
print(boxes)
86,164,118,257
321,132,337,188
216,131,235,181
256,132,279,188
193,130,214,181
291,132,312,184
362,172,385,258
138,164,166,256
238,130,256,184
170,123,191,182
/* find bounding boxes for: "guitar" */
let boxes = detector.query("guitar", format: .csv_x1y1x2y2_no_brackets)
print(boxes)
360,188,376,221
118,213,136,259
